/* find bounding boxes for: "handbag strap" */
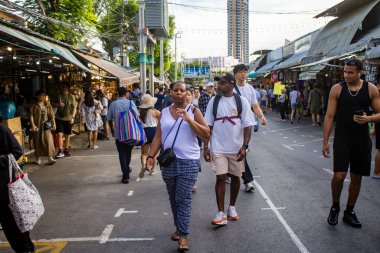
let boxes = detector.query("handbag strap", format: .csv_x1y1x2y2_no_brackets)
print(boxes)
8,154,23,183
162,105,191,147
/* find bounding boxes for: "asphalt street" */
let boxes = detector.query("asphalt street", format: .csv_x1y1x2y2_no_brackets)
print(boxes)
1,112,380,253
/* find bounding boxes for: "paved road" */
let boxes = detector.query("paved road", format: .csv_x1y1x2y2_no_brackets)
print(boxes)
1,112,380,253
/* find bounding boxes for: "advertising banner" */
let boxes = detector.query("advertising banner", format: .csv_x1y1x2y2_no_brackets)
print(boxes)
273,82,286,95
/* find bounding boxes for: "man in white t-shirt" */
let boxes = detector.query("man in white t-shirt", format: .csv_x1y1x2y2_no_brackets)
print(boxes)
204,72,254,226
289,86,301,124
233,64,267,192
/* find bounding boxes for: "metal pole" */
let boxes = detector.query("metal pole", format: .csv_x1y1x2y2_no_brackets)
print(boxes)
138,3,147,93
120,1,125,65
160,39,164,83
148,45,154,93
174,35,177,82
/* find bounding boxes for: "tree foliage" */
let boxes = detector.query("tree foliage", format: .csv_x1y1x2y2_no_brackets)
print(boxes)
17,0,97,45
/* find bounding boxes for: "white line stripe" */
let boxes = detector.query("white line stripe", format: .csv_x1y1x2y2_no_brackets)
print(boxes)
115,208,138,217
282,144,294,151
263,126,303,133
252,176,261,178
287,137,333,148
128,191,134,196
253,181,310,253
261,207,286,210
100,224,114,244
322,168,350,182
107,238,155,242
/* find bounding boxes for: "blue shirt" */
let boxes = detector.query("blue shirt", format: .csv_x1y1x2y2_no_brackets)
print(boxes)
106,97,139,141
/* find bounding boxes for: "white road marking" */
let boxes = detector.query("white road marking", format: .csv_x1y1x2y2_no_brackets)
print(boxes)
263,132,267,135
128,191,134,196
293,141,297,143
252,176,261,178
282,144,294,151
309,135,314,138
313,150,318,153
283,136,289,139
23,237,155,243
100,224,114,244
107,238,155,242
261,207,286,210
253,181,310,253
301,135,306,137
263,126,303,133
278,133,283,136
322,168,350,182
115,208,138,217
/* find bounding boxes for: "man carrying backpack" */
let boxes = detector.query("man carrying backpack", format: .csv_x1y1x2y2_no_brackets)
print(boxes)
204,72,254,225
233,64,267,192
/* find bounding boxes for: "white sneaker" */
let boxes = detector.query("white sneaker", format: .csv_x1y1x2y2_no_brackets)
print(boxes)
34,157,41,165
225,177,231,184
211,211,227,225
245,182,254,192
48,157,56,164
227,206,239,220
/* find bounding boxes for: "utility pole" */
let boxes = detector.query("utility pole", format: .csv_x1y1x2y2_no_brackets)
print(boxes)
160,39,164,83
119,1,125,65
174,31,182,82
138,2,147,93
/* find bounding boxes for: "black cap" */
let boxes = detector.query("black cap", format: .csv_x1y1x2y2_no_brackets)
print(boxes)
214,72,236,84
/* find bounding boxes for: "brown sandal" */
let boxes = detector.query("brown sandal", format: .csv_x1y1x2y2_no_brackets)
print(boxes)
178,237,189,251
171,228,179,241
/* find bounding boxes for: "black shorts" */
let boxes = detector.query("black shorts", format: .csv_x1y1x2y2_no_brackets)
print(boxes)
333,135,372,176
144,127,156,144
55,119,72,135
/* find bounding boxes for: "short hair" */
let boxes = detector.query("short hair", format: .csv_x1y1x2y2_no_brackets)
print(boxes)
233,64,248,74
118,86,128,97
159,87,164,92
171,81,186,89
344,58,363,71
35,89,45,97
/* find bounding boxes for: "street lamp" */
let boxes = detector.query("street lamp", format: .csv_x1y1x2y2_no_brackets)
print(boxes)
174,31,182,82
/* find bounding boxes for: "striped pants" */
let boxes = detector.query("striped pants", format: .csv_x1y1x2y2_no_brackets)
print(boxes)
161,159,200,237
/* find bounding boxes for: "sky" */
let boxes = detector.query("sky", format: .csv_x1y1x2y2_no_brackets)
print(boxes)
168,0,343,62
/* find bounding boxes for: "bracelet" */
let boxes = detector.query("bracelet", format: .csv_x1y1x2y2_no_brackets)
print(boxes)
146,155,154,160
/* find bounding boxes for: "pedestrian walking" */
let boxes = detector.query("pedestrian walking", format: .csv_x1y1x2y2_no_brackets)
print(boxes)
145,81,210,251
232,64,266,192
371,72,380,179
0,123,35,253
260,84,268,114
107,87,139,184
154,87,165,111
289,86,300,124
52,84,77,158
81,91,103,149
137,94,160,180
29,90,56,165
198,82,215,116
278,89,287,121
323,59,380,228
308,84,324,126
204,72,254,226
192,87,200,107
96,90,110,140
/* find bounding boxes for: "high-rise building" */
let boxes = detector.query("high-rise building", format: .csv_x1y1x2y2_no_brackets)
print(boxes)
228,0,249,64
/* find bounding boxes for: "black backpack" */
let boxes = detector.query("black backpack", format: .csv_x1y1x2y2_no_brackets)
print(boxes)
212,92,243,119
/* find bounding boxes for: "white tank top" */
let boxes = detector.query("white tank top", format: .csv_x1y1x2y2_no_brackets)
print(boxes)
160,105,200,160
142,109,158,128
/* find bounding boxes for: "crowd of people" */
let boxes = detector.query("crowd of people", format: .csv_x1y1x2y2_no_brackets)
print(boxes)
1,59,380,252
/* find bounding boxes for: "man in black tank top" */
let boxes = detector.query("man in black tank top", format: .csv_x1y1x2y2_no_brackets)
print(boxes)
323,59,380,228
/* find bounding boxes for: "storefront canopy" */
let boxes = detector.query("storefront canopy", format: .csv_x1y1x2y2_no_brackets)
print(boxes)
366,46,380,59
309,1,379,57
298,65,326,80
73,51,140,85
0,23,111,79
255,59,282,75
273,51,308,70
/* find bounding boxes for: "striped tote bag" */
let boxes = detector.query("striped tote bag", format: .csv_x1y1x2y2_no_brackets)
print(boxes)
117,100,146,146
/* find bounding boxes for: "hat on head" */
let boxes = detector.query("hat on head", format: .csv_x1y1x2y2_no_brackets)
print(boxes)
139,94,157,109
214,72,236,84
206,82,214,87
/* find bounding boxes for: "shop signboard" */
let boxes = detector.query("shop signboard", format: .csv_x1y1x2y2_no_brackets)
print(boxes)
271,72,279,83
183,66,210,78
273,82,286,95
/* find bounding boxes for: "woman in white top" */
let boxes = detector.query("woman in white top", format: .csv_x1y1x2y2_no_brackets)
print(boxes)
138,94,161,179
146,81,210,251
81,91,103,149
192,87,200,107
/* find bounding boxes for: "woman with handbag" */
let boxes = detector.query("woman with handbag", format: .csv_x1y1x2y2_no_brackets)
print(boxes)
30,90,56,165
146,81,210,251
137,94,160,180
81,91,103,149
0,122,35,253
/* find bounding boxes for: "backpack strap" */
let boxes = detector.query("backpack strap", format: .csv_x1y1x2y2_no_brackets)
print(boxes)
233,84,242,96
233,93,242,117
212,95,222,119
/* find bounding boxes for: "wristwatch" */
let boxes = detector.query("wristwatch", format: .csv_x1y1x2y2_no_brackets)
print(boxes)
242,144,249,149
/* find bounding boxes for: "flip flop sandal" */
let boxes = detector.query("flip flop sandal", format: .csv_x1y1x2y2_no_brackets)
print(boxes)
171,232,179,241
178,237,189,251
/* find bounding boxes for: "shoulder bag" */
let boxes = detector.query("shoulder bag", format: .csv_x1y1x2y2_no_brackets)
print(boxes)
7,154,45,233
157,105,191,167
